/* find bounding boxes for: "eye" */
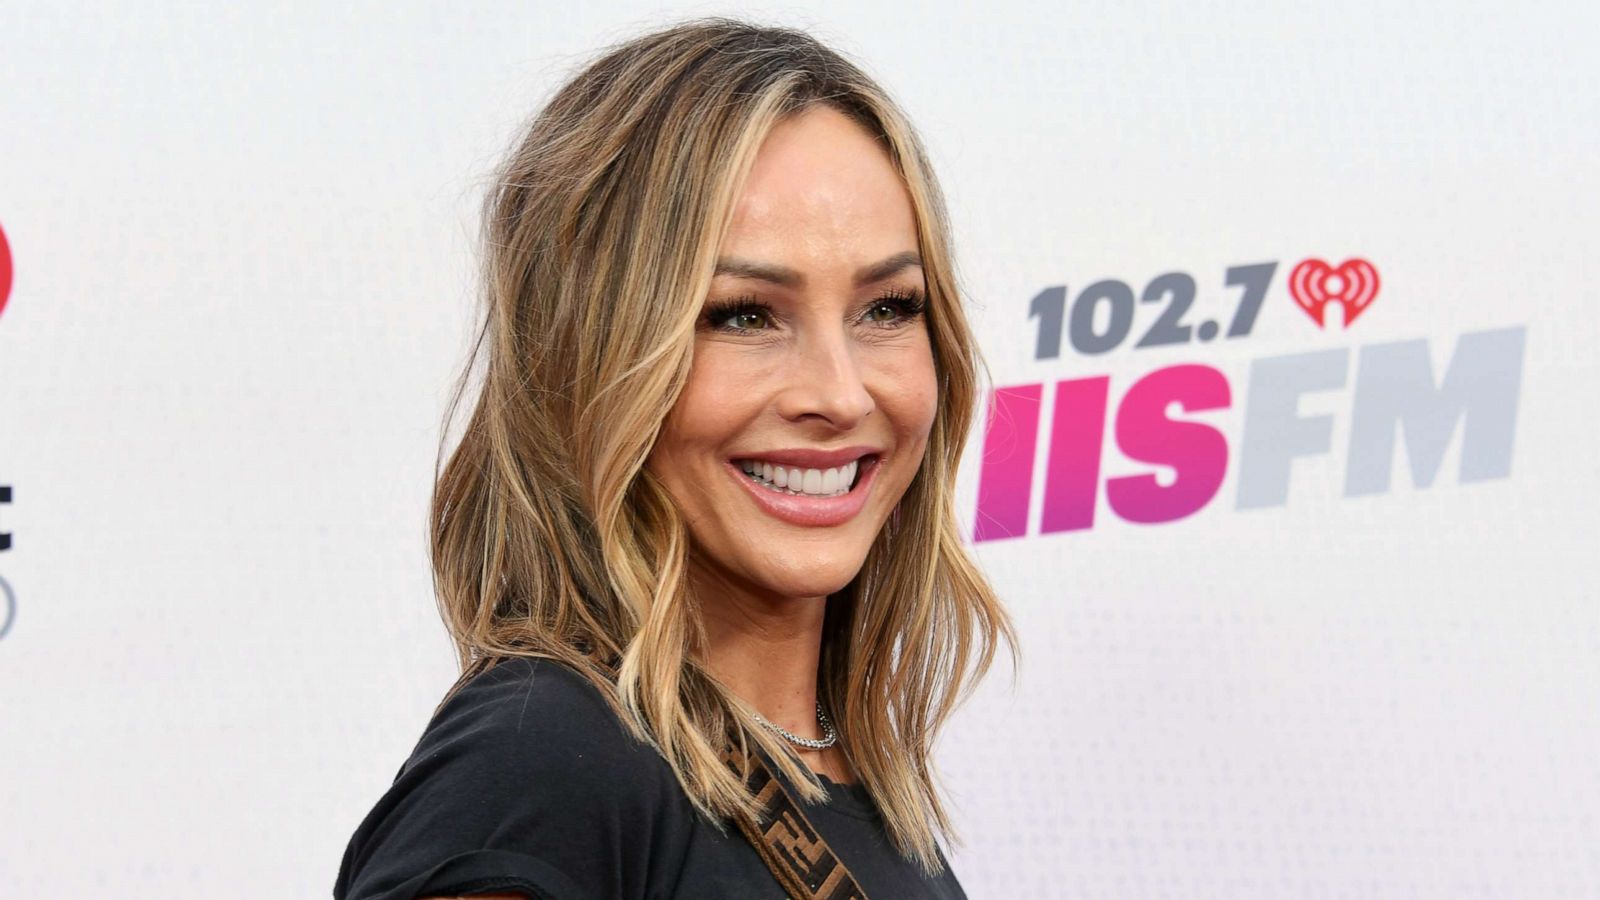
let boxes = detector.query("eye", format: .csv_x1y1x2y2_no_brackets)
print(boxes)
864,303,899,323
861,289,927,327
703,298,774,332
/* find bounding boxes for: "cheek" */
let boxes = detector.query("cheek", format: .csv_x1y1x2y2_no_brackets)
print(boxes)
651,347,757,480
882,343,940,445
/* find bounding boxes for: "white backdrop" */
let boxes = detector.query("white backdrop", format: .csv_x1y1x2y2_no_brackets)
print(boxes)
2,2,1596,898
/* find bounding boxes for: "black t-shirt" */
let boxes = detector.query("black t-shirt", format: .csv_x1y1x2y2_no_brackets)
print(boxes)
333,656,967,899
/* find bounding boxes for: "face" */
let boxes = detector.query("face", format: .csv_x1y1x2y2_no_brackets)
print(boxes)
646,105,939,611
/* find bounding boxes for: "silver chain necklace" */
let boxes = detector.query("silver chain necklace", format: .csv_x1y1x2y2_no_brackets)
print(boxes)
750,701,837,750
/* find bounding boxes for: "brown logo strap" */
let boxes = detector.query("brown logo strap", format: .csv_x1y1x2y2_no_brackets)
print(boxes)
719,739,870,900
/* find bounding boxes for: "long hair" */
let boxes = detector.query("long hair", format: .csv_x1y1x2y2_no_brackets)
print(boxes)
428,16,1016,871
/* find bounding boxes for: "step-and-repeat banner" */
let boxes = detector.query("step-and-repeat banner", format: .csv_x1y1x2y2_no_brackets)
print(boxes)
2,4,1595,898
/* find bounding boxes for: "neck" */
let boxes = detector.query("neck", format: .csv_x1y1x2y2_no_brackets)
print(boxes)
691,565,828,741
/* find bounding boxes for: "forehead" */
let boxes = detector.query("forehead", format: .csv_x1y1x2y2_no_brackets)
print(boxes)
719,106,918,273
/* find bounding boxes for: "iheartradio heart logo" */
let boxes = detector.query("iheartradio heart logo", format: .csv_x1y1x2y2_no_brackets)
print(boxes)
1288,257,1379,329
0,221,11,320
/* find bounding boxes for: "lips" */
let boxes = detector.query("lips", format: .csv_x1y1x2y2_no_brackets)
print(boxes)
728,445,881,469
724,454,882,527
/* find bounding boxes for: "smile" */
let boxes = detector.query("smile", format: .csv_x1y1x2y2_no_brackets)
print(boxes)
723,453,881,528
733,458,862,497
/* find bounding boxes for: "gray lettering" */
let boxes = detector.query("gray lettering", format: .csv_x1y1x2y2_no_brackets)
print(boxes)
1345,326,1527,495
1236,349,1349,509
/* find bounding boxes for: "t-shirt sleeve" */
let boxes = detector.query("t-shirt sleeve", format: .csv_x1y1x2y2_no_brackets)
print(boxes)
333,658,683,900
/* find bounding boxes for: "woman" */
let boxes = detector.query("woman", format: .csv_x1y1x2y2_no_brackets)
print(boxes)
335,17,1015,900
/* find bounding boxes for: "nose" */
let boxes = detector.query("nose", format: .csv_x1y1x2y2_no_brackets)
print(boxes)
775,324,875,430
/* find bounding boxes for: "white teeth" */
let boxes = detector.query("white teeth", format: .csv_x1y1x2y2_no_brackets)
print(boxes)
733,457,865,497
821,468,840,493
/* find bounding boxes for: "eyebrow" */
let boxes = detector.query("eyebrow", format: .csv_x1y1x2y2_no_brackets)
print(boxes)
712,250,923,289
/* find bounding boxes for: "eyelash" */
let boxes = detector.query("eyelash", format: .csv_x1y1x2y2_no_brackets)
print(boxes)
702,289,928,334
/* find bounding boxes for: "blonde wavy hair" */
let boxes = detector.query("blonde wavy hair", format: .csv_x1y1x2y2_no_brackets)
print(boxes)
429,16,1016,872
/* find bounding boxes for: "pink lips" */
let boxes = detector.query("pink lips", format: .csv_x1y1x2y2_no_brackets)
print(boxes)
725,454,881,527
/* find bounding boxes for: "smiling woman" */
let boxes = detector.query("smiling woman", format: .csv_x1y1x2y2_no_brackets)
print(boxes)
334,17,1015,900
649,106,940,630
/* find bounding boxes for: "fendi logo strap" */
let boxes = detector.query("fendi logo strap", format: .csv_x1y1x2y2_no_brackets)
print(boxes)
719,740,870,900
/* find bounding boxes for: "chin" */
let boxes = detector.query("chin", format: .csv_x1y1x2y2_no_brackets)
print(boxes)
746,554,866,600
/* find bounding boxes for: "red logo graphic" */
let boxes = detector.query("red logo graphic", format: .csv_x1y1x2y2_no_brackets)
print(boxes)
1288,257,1379,329
0,221,11,320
